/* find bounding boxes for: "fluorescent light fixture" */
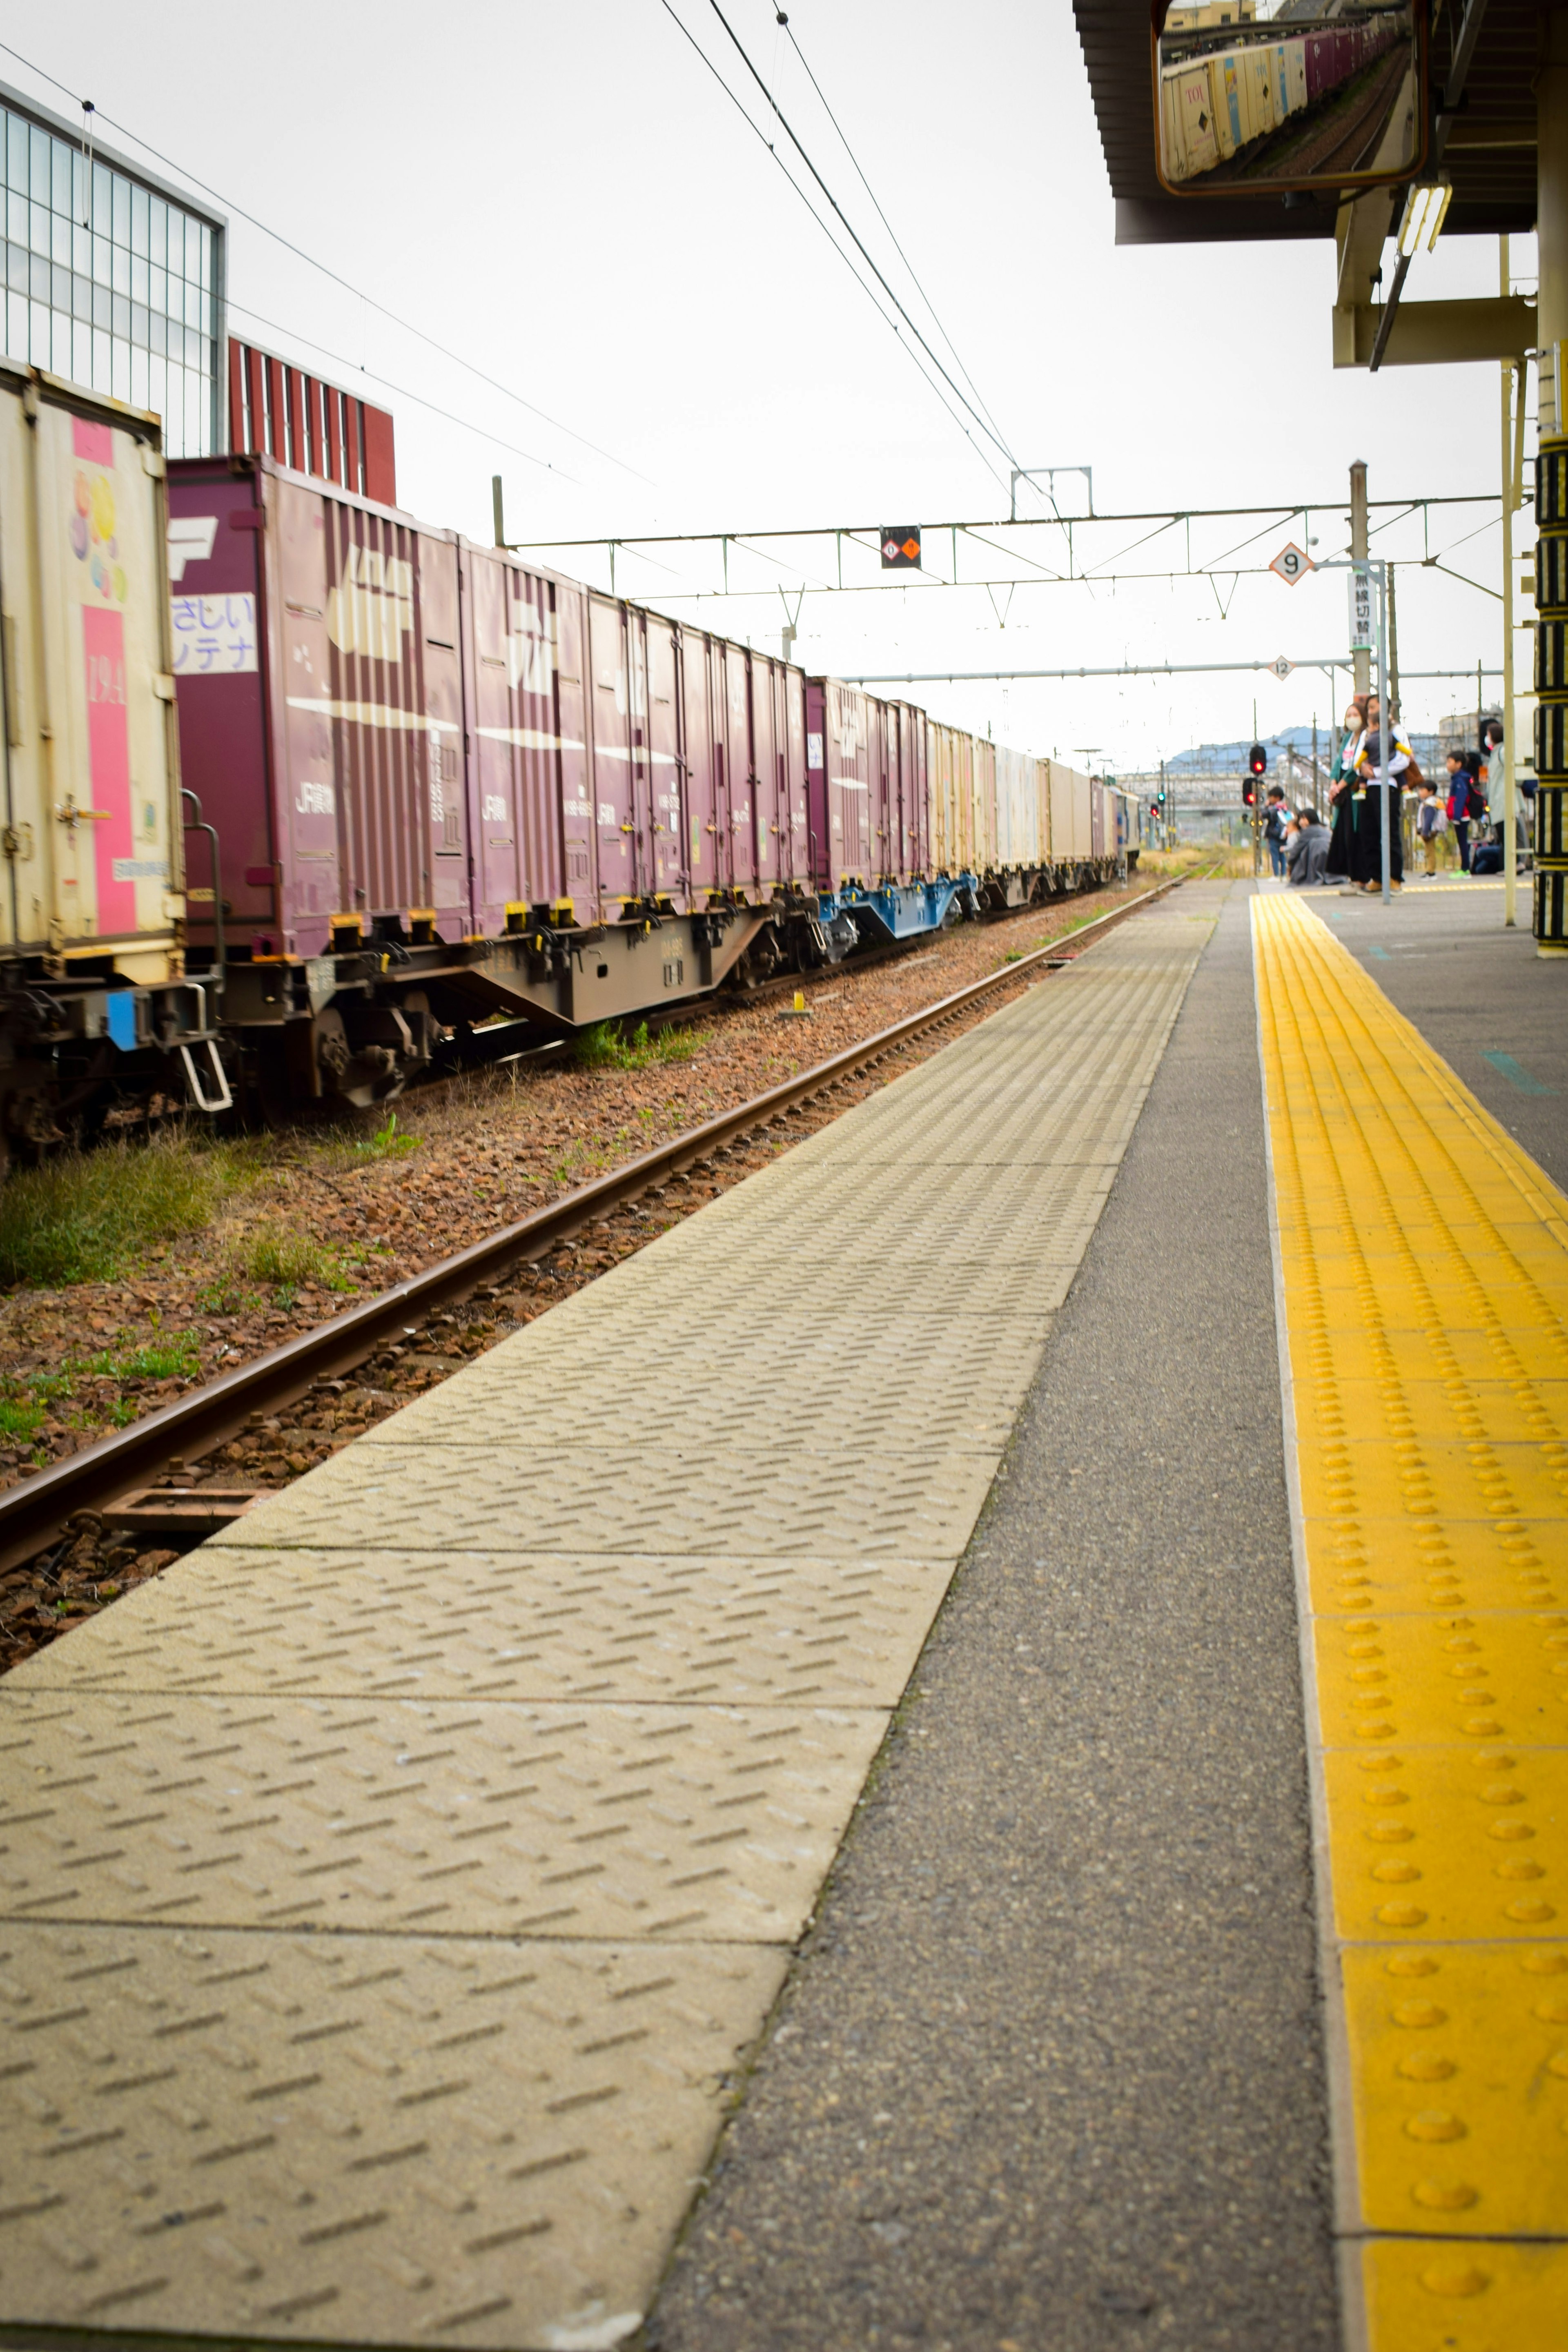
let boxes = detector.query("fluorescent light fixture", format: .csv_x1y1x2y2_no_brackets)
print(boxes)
1396,178,1453,258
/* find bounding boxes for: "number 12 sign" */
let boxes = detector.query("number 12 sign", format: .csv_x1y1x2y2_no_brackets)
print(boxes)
1270,542,1312,586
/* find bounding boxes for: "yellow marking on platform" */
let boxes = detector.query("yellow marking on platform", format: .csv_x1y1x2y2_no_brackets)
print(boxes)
1362,2239,1568,2351
1253,893,1568,2350
1313,1608,1568,1748
1344,1944,1568,2235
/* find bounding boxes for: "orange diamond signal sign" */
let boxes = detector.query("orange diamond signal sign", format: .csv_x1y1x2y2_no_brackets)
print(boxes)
881,527,922,570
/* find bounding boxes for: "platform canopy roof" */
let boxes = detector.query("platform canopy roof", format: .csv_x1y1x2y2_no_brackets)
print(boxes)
1072,0,1540,245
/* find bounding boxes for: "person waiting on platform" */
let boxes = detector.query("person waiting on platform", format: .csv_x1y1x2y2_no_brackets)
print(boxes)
1263,785,1291,878
1326,696,1369,886
1286,805,1330,886
1415,780,1449,876
1351,694,1410,891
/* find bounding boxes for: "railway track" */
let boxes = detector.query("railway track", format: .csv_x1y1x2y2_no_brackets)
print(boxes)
0,869,1198,1584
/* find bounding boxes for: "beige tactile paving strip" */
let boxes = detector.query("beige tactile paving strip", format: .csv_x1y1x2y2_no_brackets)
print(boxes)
0,1692,882,1943
0,1922,784,2349
0,899,1216,2348
12,1551,953,1707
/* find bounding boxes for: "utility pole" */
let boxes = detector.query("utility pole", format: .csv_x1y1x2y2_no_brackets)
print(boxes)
1350,460,1370,697
1501,235,1519,927
492,475,506,549
1536,12,1568,952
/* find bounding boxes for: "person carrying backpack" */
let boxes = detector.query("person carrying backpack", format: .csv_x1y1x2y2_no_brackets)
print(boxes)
1445,751,1477,872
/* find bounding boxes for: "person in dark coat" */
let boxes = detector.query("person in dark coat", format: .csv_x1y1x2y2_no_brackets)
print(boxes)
1286,806,1330,884
1350,693,1408,890
1326,696,1368,882
1445,751,1476,872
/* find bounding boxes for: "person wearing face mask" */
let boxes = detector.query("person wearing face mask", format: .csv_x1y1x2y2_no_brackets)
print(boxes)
1351,692,1410,891
1325,695,1368,885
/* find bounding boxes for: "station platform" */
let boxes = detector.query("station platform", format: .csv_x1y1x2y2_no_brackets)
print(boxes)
0,893,1216,2352
2,877,1564,2352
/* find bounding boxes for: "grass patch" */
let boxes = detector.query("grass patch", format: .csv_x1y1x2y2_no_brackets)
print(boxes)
85,1342,201,1383
0,1135,254,1287
229,1225,358,1292
1001,949,1025,964
356,1110,418,1160
0,1398,42,1441
572,1020,708,1071
313,1110,422,1172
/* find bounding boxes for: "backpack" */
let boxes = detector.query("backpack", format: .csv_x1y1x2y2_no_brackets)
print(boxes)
1403,753,1425,792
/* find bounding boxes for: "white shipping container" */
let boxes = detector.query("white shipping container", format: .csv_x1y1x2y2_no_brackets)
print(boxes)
0,368,182,980
994,744,1047,868
1160,62,1220,182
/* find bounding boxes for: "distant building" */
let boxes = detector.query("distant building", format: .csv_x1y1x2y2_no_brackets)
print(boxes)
0,80,225,457
227,336,397,506
1163,1,1255,26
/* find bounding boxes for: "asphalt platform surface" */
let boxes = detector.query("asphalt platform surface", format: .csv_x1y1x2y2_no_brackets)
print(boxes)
1310,875,1568,1180
647,883,1340,2352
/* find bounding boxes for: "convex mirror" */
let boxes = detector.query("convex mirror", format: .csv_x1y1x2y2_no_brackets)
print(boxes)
1153,2,1425,196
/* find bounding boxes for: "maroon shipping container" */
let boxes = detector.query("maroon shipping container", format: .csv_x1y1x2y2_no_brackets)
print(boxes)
169,452,466,961
168,452,824,1094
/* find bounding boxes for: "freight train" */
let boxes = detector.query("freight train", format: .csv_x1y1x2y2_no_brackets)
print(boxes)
1158,6,1409,185
0,365,1131,1158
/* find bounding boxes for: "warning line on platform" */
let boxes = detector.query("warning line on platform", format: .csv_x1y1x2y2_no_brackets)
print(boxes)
1254,892,1568,2352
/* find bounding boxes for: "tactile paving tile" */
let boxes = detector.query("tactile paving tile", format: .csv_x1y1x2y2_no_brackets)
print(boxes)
11,1550,954,1709
219,1440,1007,1562
1313,1610,1568,1747
1323,1746,1568,1942
1255,893,1568,2345
1361,2238,1568,2352
0,1921,785,2350
354,1339,1047,1455
1302,1516,1568,1618
0,1691,883,1943
1343,1942,1568,2235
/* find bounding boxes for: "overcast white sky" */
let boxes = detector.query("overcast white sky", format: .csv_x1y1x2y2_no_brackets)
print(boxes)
6,0,1529,768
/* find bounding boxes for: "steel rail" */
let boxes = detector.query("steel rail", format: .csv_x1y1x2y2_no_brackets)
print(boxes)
0,872,1195,1574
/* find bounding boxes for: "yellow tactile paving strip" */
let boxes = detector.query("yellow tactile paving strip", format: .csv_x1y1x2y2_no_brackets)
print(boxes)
1254,894,1568,2352
0,902,1218,2350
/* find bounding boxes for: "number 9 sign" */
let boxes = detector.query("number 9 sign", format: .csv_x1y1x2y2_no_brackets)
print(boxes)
1270,542,1313,586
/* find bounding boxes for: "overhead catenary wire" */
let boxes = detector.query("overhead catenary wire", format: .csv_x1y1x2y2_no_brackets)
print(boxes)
704,0,1019,472
653,0,1007,490
0,36,648,486
771,6,1013,463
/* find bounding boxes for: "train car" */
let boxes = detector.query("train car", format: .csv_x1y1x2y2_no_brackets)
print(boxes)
0,367,222,1165
806,679,973,945
169,449,824,1104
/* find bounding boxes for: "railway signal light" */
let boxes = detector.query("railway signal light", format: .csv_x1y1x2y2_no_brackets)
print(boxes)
1249,743,1267,777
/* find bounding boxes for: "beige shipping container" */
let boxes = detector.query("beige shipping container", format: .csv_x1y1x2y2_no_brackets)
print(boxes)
0,368,181,981
1047,760,1094,862
928,718,973,874
971,736,998,873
